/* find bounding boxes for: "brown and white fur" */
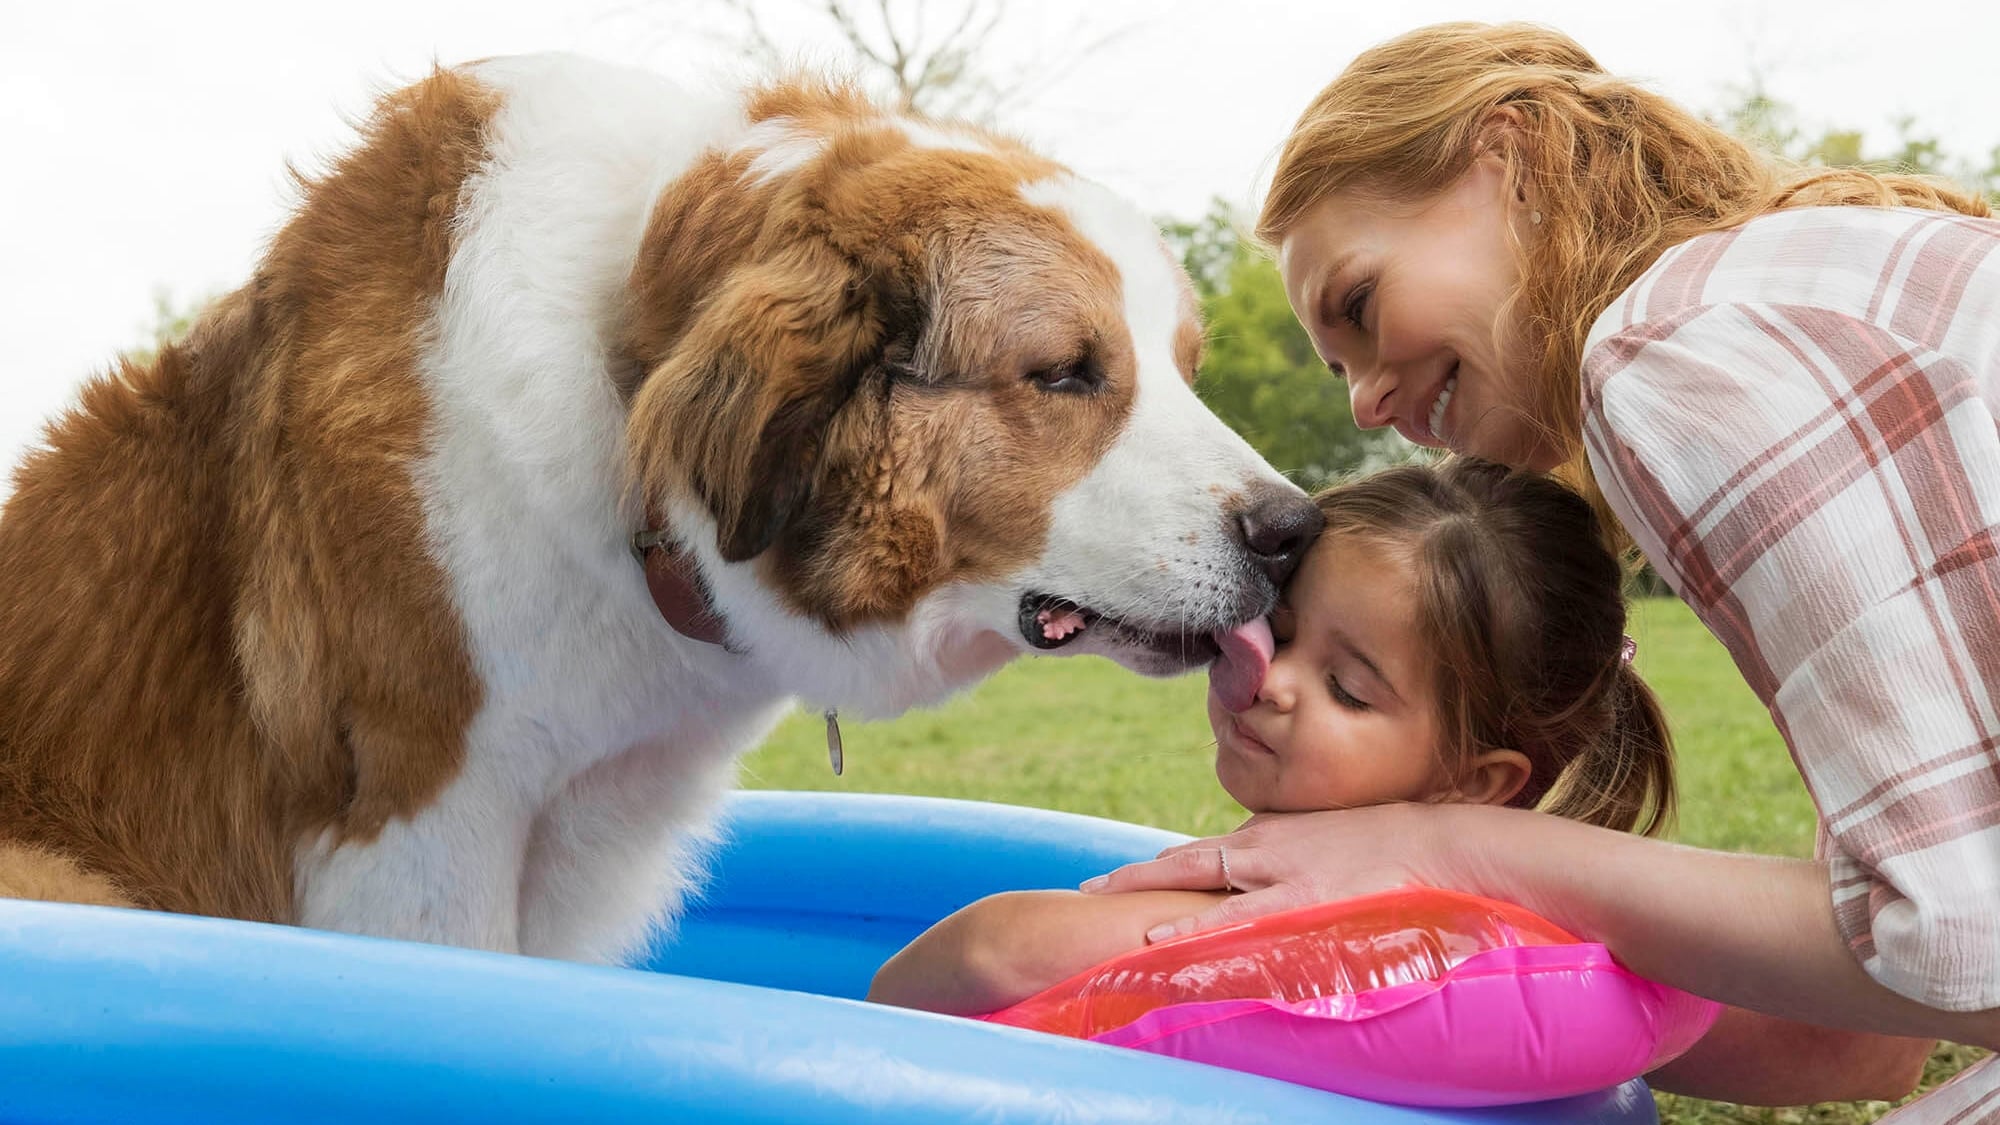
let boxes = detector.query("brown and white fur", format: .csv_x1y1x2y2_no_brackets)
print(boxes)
0,55,1316,964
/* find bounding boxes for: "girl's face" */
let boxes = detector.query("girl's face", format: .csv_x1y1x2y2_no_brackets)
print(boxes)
1277,158,1561,470
1208,532,1447,814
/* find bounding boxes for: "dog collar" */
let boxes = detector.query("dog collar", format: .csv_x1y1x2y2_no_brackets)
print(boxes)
629,522,847,776
630,525,729,648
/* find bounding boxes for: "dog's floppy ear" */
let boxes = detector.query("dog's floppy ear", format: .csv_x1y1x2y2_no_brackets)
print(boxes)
628,242,924,563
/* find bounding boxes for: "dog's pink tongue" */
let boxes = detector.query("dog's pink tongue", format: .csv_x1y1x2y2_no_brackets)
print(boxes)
1039,605,1089,643
1209,617,1274,714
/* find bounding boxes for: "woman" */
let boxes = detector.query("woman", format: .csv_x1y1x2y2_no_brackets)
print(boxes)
1086,22,1999,1116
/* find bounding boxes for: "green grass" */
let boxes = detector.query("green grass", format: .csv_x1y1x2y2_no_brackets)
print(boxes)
737,597,1985,1123
1623,601,1821,857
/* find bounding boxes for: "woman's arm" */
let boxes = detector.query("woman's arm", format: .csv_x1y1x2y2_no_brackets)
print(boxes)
1574,255,2000,1027
867,887,1227,1016
1088,804,2000,1051
1645,1006,1934,1105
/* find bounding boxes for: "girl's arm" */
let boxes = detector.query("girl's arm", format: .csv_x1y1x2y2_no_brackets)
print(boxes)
867,887,1227,1016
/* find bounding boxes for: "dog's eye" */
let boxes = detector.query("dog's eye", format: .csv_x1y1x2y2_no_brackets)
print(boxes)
1025,357,1103,395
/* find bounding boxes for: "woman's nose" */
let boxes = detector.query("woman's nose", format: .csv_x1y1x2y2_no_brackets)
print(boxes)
1348,365,1397,430
1352,366,1400,426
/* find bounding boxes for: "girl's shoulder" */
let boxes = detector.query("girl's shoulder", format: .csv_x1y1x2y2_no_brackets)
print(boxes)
1587,205,2000,353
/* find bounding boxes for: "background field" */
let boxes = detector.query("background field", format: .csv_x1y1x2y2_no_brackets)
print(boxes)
738,596,1987,1125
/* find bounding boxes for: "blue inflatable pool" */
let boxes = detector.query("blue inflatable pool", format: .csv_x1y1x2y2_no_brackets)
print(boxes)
0,791,1658,1123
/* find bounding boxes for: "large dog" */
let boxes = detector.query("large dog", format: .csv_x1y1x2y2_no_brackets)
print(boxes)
0,55,1316,964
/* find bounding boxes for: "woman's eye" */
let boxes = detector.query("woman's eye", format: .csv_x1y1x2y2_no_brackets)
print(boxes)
1327,674,1368,711
1340,280,1374,330
1025,357,1103,395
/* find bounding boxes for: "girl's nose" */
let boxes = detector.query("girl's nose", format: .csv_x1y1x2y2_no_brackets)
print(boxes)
1255,650,1297,711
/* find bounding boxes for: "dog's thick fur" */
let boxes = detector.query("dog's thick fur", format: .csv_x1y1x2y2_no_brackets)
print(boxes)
0,55,1310,963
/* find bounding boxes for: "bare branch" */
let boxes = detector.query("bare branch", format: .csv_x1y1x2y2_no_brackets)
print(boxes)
823,0,891,71
934,0,987,60
871,0,916,105
980,12,1142,120
908,1,986,109
703,0,789,70
682,0,1145,125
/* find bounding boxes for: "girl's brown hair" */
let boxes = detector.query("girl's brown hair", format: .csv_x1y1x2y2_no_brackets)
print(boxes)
1316,458,1674,835
1258,21,1990,541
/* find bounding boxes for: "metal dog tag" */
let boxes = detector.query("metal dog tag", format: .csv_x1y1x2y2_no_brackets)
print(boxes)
824,708,844,776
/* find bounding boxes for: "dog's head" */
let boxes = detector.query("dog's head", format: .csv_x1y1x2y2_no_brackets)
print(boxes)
623,83,1319,716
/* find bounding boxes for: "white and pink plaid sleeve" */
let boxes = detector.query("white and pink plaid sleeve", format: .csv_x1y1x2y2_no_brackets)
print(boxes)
1579,205,2000,1120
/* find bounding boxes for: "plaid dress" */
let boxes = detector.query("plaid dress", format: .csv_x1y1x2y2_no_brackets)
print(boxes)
1582,205,2000,1121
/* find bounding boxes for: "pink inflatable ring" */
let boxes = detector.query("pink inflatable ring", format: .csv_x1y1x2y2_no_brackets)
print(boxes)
985,886,1720,1107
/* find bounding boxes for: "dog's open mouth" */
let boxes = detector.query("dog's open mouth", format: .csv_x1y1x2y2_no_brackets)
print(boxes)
1017,592,1224,664
1020,594,1096,650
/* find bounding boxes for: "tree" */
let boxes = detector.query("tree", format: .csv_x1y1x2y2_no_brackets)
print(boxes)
1165,202,1412,491
122,287,212,366
1712,80,1998,202
694,0,1125,124
1714,76,1801,161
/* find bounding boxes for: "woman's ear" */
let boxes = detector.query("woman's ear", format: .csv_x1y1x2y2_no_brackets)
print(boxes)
1476,106,1530,154
1452,748,1532,807
1471,106,1537,214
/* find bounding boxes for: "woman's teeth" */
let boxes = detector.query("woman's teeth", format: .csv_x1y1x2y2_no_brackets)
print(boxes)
1429,374,1457,441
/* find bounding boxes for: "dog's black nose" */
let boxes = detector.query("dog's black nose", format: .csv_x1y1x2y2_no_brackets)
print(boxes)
1233,488,1324,587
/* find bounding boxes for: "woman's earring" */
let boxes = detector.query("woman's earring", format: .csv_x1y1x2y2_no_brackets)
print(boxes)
1530,209,1543,225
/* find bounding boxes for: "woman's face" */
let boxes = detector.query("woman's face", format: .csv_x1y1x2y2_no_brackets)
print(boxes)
1277,159,1561,469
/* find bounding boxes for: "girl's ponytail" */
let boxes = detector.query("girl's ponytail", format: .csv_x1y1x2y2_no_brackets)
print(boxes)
1535,661,1676,837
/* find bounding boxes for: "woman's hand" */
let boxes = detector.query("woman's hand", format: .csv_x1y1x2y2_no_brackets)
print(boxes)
1081,804,1473,943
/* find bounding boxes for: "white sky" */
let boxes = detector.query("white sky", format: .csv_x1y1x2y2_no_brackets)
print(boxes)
4,0,1995,478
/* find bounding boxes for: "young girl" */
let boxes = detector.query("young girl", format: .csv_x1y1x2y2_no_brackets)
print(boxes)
869,457,1674,1016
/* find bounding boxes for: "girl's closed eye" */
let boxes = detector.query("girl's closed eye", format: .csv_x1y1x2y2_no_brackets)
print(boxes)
1326,672,1368,711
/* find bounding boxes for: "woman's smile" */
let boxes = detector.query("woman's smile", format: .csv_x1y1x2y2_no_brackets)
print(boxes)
1426,368,1459,443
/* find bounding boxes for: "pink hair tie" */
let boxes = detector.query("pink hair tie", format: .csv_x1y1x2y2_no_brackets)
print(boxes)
1618,635,1638,666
